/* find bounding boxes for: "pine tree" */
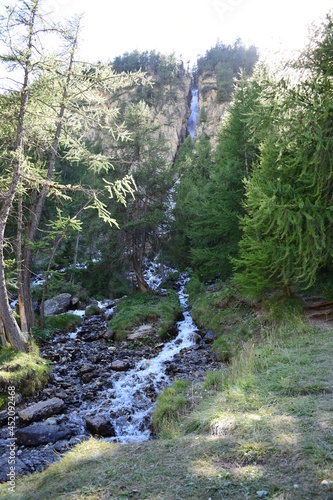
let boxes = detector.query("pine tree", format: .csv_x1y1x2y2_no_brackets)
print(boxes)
233,15,333,296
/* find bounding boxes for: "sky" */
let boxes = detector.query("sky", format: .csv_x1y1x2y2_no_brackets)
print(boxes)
40,0,332,65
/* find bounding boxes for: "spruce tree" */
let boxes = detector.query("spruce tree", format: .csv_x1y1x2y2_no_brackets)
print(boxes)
233,14,333,296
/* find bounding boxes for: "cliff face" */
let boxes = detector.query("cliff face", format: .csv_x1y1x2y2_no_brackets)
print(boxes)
194,72,230,148
151,75,191,163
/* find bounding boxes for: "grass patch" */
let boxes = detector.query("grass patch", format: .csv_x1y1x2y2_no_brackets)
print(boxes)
152,379,189,438
186,277,263,360
108,290,183,341
84,304,100,317
0,343,51,409
32,314,83,344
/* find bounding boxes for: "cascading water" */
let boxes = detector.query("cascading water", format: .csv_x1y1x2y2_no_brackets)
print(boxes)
83,272,198,443
106,275,197,442
187,88,199,139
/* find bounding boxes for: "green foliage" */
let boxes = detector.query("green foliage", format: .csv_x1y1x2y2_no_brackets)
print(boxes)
197,39,258,102
151,379,189,437
84,304,101,317
32,313,82,344
212,336,232,363
187,278,262,363
233,19,333,296
201,370,224,391
170,73,261,281
197,105,207,123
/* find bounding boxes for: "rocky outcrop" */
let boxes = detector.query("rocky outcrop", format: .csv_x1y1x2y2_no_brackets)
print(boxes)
44,293,72,316
151,75,192,163
195,72,230,148
127,324,154,341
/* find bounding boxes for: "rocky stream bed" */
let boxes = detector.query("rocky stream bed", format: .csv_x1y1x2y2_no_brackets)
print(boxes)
0,279,221,482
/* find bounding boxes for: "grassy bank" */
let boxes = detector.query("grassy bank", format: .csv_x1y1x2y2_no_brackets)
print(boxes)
1,314,332,498
0,344,51,410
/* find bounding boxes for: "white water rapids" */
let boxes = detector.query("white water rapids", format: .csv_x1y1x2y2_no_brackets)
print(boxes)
67,269,199,443
107,276,197,442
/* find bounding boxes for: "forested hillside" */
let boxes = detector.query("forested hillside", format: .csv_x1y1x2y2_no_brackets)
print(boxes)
0,1,332,497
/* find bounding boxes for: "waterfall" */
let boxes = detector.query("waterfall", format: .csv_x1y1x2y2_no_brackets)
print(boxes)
187,88,199,139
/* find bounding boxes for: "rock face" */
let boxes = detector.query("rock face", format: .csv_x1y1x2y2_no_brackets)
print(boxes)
151,75,192,163
16,424,72,446
195,72,230,148
18,398,65,422
44,293,72,316
85,415,116,437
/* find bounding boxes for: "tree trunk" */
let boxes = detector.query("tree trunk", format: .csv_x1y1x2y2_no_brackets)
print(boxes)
131,234,150,293
17,189,28,336
0,223,28,352
0,2,37,351
21,22,79,331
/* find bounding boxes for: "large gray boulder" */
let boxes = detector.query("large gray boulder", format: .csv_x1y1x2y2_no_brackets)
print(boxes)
44,293,72,316
18,398,64,423
16,423,72,446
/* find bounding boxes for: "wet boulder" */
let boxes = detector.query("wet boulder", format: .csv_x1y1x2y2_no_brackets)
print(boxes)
18,398,65,423
44,293,72,316
16,423,72,446
111,360,129,371
85,415,116,437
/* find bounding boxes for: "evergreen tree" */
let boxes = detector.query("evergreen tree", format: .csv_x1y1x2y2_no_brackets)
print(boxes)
233,14,333,296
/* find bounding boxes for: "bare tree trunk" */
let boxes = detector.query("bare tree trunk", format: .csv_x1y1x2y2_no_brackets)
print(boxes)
17,189,28,336
131,233,150,293
0,319,9,348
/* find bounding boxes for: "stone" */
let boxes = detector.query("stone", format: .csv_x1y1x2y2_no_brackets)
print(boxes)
44,417,58,425
71,296,80,306
103,329,115,340
81,372,96,383
0,457,27,482
44,293,72,316
18,398,64,423
16,423,72,446
127,324,154,341
80,363,95,374
203,330,215,344
111,360,129,371
85,415,116,437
